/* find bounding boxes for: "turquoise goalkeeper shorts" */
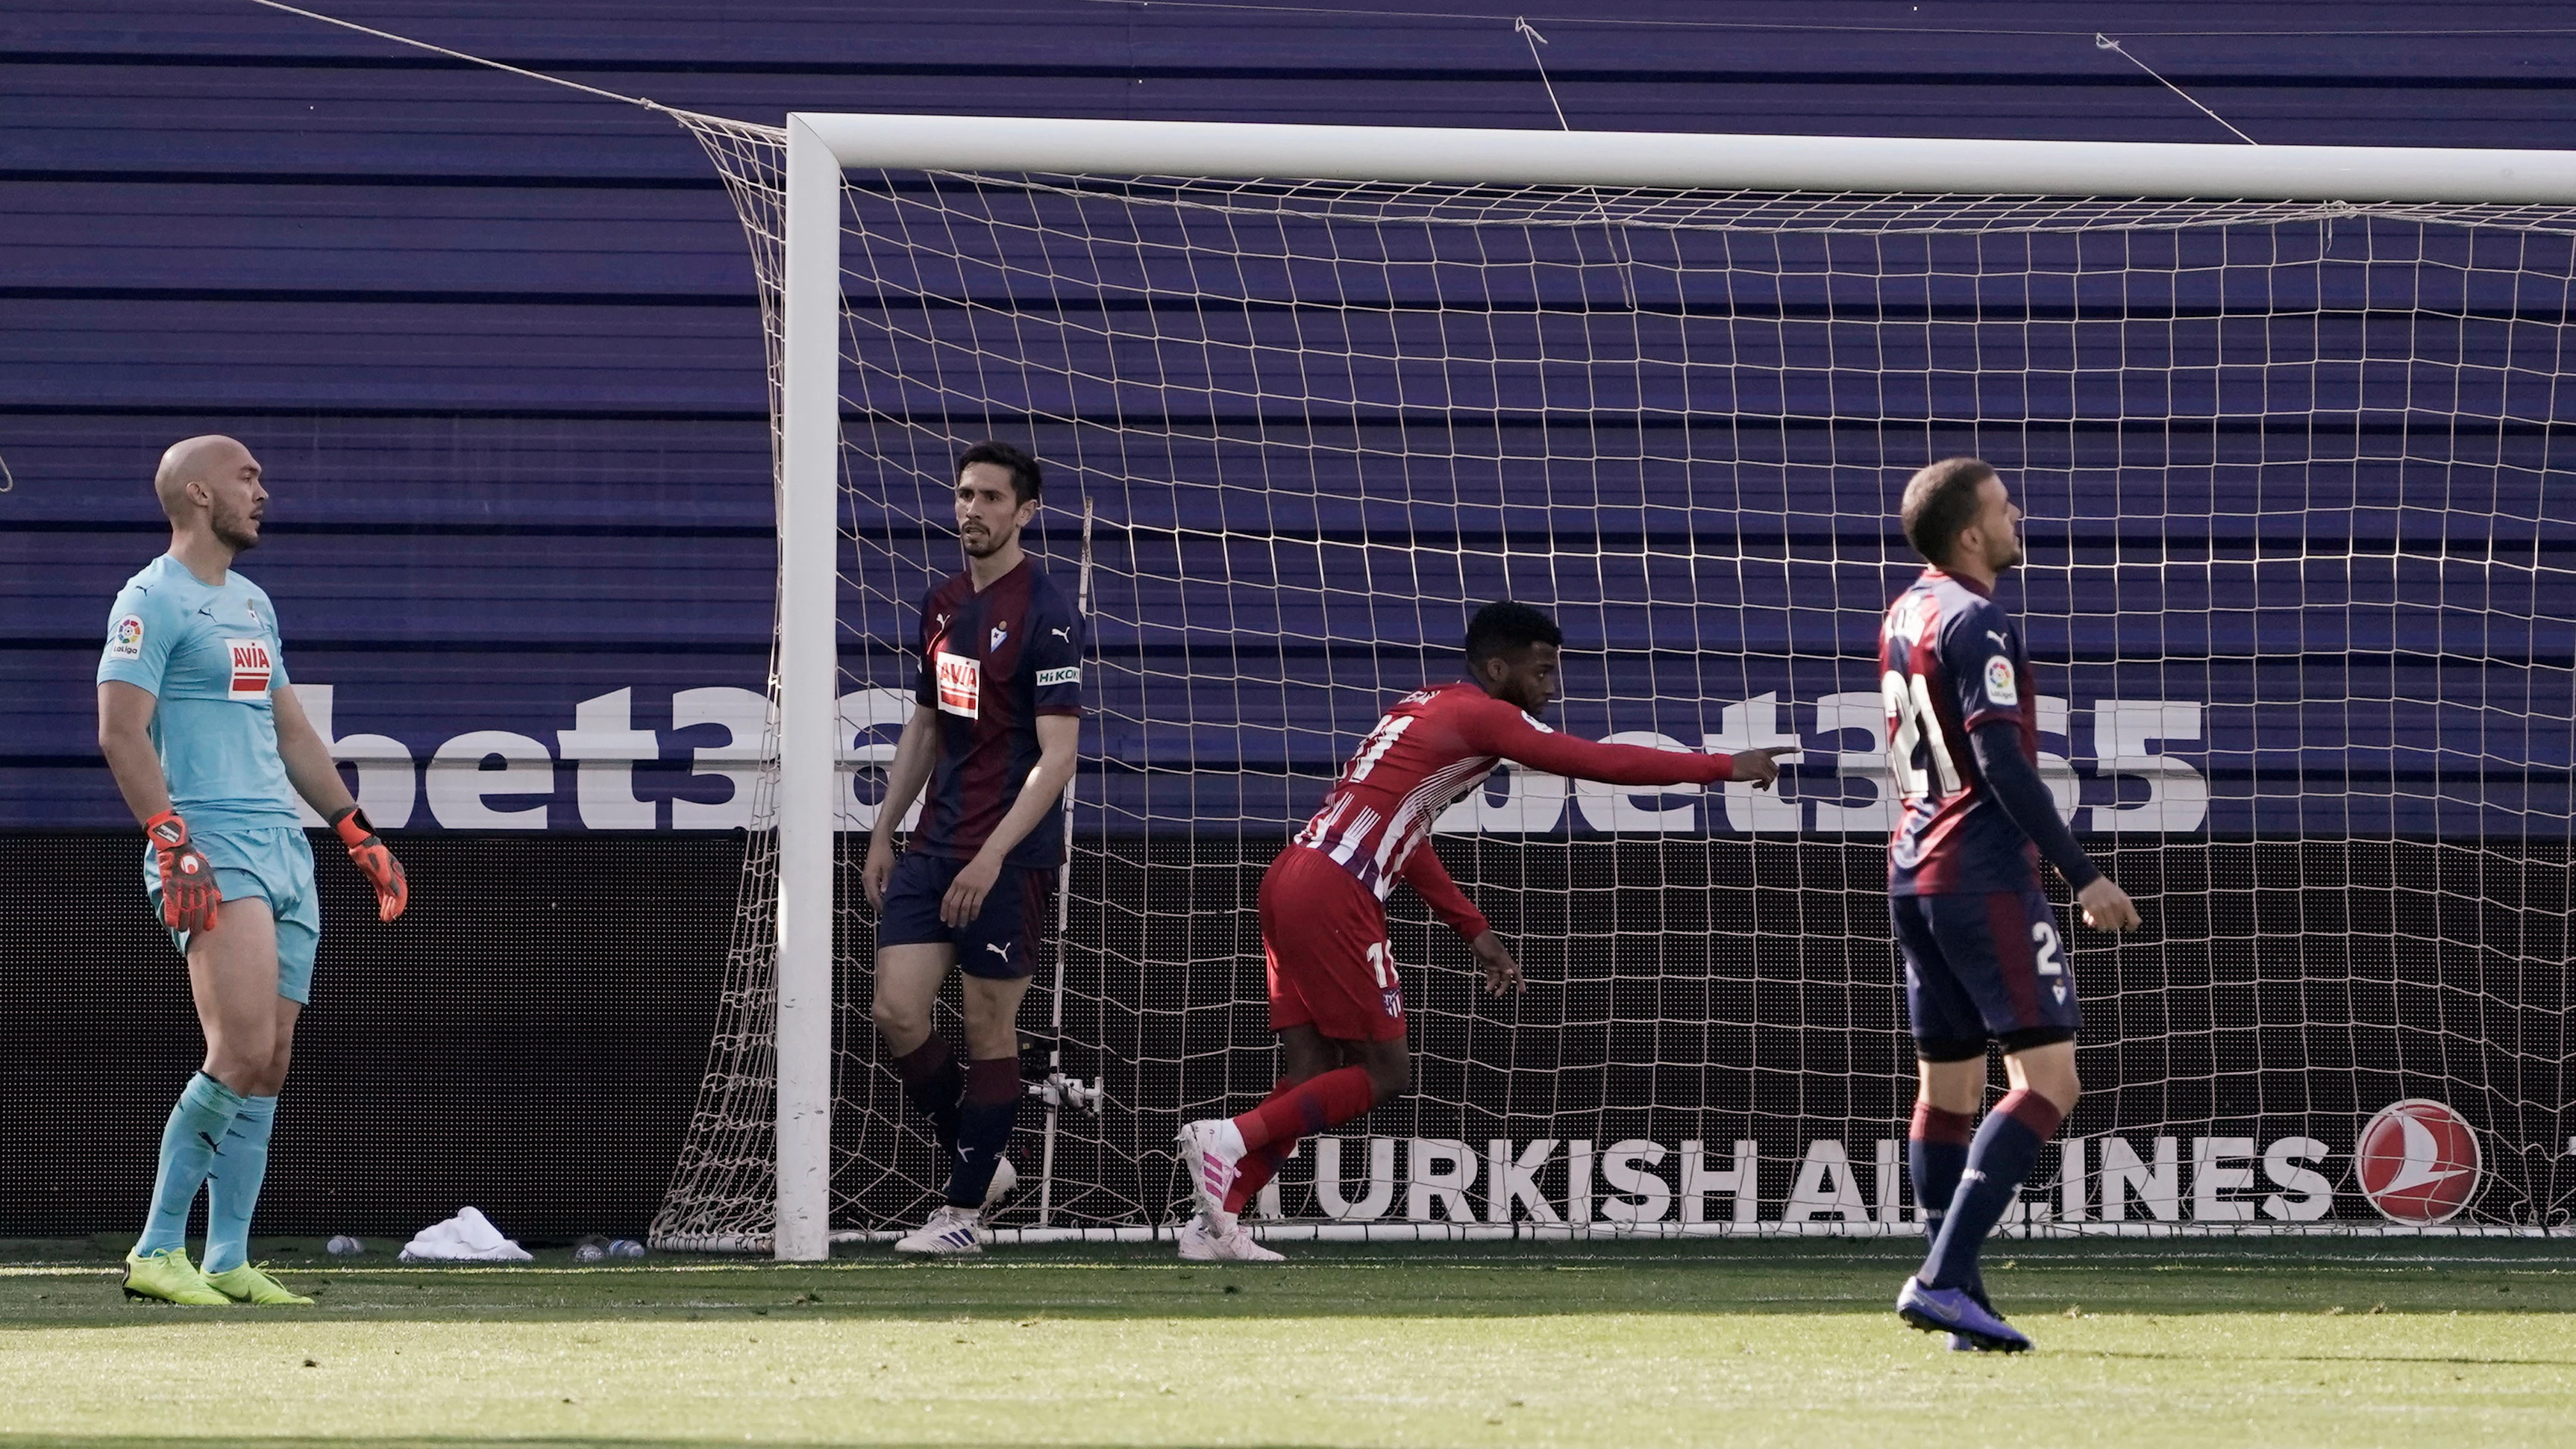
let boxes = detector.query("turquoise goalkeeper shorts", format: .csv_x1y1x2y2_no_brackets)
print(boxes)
142,824,321,1004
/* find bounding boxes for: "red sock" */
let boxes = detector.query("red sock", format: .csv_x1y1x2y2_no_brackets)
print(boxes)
1220,1080,1298,1215
1232,1065,1374,1154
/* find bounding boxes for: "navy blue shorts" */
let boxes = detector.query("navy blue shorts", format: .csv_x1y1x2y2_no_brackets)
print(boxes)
875,851,1053,980
1892,888,2081,1060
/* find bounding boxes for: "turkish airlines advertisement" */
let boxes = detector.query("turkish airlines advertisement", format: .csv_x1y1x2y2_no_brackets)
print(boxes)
1220,1110,2490,1230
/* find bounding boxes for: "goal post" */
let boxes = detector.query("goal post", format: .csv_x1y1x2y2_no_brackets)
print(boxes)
714,112,2576,1260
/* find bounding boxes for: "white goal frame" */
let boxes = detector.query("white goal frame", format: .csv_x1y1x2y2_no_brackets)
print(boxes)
771,113,2576,1261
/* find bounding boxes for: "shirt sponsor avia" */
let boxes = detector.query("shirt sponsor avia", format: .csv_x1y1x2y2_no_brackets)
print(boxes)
95,554,300,831
1878,567,2045,897
909,558,1085,869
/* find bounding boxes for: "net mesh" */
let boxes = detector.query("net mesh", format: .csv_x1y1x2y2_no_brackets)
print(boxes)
655,113,2574,1248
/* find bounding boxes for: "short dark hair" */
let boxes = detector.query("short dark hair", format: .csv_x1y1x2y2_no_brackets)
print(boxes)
956,440,1043,505
1464,600,1564,664
1901,457,1998,567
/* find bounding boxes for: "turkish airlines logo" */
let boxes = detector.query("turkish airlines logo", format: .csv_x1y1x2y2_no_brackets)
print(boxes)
226,637,274,701
2355,1098,2481,1224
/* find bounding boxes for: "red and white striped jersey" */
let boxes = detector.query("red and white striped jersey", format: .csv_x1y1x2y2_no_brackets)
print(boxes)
1290,681,1738,933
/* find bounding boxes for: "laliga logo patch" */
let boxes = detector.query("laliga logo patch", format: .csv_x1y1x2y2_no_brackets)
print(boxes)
1983,654,2018,707
107,615,145,660
2355,1098,2481,1224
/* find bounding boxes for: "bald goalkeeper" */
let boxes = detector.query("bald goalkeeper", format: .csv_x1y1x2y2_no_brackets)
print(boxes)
98,436,407,1306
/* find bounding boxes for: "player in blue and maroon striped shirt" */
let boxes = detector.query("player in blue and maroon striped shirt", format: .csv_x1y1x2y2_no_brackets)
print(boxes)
1881,457,2140,1351
862,441,1084,1255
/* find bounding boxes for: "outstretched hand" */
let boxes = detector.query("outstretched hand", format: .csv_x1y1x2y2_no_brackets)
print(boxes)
1470,930,1523,996
2077,876,2142,932
1729,745,1800,790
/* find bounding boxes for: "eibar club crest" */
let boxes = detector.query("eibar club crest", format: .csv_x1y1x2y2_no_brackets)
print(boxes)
2354,1098,2481,1224
991,620,1009,651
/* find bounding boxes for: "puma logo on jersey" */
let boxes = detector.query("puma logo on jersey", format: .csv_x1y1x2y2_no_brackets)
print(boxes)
984,942,1012,960
1986,630,2009,648
1049,626,1071,642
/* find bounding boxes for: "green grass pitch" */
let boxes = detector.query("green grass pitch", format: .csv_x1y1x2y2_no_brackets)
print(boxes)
1,1236,2570,1447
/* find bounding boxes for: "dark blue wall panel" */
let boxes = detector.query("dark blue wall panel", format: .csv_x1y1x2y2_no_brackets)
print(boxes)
5,2,2572,835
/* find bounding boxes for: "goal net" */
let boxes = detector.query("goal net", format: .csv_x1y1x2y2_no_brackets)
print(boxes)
652,114,2574,1251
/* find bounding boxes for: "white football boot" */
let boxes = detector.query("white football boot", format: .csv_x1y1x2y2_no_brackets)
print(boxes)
1176,1119,1247,1221
1177,1213,1285,1263
893,1204,984,1256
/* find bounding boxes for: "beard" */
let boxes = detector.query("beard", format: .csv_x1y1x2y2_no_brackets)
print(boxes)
959,528,1005,559
211,504,261,553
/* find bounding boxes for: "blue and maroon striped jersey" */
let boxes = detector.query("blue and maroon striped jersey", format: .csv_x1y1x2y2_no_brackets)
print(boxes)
909,557,1084,868
1880,567,2044,897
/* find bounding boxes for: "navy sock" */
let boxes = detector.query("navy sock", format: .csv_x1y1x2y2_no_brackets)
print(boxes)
944,1057,1022,1209
1908,1100,1974,1245
137,1073,245,1257
1922,1089,2064,1292
892,1033,965,1158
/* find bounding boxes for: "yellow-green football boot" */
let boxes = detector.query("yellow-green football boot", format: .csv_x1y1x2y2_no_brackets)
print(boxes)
122,1247,230,1305
204,1262,314,1306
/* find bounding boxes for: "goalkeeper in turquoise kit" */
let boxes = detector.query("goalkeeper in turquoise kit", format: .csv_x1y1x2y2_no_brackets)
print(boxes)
95,436,408,1305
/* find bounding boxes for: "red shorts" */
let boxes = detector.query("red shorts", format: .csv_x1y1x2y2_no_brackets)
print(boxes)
1259,844,1405,1043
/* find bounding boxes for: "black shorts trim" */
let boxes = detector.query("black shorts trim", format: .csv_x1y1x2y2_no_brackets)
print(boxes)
1997,1025,2076,1055
1914,1026,2076,1063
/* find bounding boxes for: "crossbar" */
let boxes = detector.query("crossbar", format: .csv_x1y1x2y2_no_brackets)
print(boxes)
797,113,2576,205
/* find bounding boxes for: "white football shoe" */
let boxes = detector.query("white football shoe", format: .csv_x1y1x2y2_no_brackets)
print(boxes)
892,1204,984,1256
1177,1213,1285,1263
1176,1119,1247,1221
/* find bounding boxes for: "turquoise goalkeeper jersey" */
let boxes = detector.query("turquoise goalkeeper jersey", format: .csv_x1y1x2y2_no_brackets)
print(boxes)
95,554,301,832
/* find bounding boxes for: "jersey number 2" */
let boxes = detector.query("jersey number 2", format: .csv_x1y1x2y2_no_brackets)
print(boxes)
1881,669,1964,801
2031,919,2066,977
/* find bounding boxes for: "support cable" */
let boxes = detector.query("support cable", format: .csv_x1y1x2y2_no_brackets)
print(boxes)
242,0,781,135
2095,34,2260,146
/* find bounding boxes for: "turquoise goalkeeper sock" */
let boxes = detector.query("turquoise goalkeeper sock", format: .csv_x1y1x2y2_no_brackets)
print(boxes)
201,1092,278,1274
137,1073,246,1256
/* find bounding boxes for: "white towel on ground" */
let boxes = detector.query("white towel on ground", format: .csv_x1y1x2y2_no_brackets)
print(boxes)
399,1205,534,1262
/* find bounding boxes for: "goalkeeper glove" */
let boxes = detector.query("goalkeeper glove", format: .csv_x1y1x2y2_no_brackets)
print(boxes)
145,810,221,935
328,804,408,921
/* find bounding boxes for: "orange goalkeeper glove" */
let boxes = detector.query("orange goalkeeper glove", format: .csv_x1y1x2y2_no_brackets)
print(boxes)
328,804,407,921
145,810,221,935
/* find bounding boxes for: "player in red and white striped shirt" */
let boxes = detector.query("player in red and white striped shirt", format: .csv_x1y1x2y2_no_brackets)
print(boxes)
1173,601,1796,1259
